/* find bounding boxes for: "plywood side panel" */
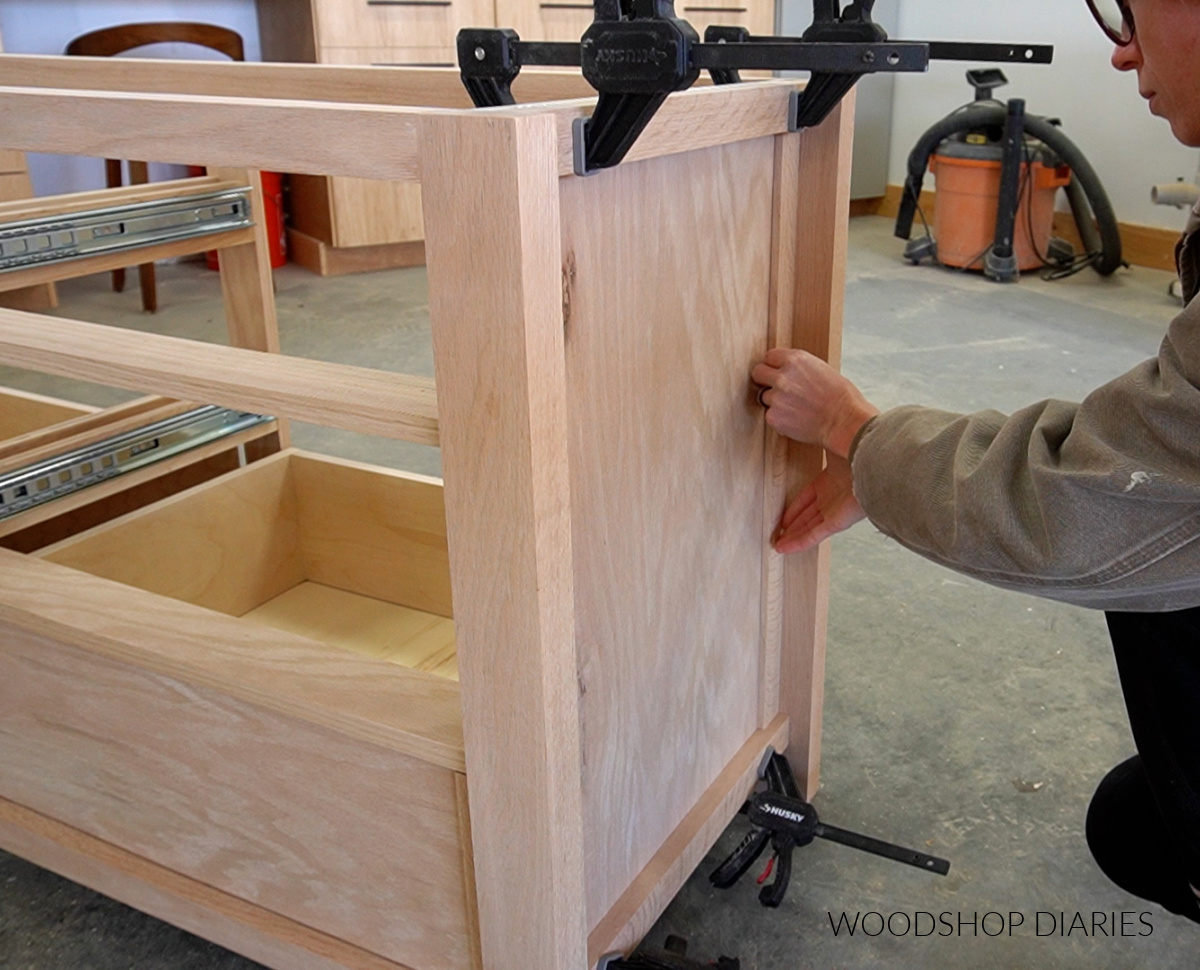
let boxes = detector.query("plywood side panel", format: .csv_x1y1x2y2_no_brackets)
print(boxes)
290,452,453,618
0,625,472,970
559,138,775,927
0,799,418,970
39,451,305,617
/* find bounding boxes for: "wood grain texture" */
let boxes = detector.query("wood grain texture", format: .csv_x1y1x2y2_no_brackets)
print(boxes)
559,138,774,928
587,716,789,963
0,623,472,970
0,385,94,442
0,54,593,106
243,582,457,678
779,97,855,800
453,774,483,970
422,110,588,970
290,452,454,618
0,307,440,444
0,85,429,181
0,64,801,181
0,543,464,770
41,448,306,616
312,0,494,49
287,227,427,276
540,80,799,177
0,798,419,970
209,166,291,446
328,177,425,248
757,131,801,729
0,396,178,468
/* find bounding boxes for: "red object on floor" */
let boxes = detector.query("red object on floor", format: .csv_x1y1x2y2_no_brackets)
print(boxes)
194,169,287,271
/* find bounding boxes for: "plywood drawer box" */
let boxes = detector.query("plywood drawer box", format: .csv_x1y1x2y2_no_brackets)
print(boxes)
0,386,94,442
1,449,475,970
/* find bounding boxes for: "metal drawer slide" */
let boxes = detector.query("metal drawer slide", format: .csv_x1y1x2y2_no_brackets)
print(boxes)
0,405,272,520
0,188,254,273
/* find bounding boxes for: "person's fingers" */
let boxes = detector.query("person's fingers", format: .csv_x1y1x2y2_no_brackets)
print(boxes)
750,361,779,387
762,346,804,368
775,519,831,555
779,484,817,531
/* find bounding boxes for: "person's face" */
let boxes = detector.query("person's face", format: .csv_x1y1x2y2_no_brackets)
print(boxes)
1110,0,1200,145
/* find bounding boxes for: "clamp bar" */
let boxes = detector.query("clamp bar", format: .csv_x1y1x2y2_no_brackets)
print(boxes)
691,40,928,74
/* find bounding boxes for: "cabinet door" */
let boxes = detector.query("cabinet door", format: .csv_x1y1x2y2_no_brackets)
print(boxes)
314,0,496,48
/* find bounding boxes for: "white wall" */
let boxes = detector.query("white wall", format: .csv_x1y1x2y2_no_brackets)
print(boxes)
889,0,1200,231
0,0,261,195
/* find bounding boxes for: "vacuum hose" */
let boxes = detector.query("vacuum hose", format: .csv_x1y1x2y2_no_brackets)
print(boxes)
894,104,1123,276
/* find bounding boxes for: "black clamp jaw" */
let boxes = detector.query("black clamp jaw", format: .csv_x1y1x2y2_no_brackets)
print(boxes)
458,0,1053,175
710,750,950,907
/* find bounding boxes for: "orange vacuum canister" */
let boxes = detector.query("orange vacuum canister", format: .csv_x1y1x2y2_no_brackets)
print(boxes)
930,140,1070,272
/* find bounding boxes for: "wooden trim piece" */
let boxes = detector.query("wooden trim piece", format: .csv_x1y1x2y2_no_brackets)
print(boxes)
0,308,440,444
0,798,416,970
779,97,855,800
422,110,588,970
453,774,484,970
849,195,885,217
0,540,465,772
758,131,802,728
586,716,789,964
0,74,801,183
211,166,291,447
0,55,592,107
0,86,430,182
533,80,797,177
1052,210,1180,274
287,227,426,276
0,284,58,311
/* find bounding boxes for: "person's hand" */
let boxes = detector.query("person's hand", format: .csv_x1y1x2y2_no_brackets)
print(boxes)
773,455,866,554
751,348,879,459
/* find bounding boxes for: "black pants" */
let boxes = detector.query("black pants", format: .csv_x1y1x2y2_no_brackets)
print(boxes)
1085,607,1200,923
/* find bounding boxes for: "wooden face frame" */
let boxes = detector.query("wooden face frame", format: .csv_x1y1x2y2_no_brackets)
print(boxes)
0,56,853,970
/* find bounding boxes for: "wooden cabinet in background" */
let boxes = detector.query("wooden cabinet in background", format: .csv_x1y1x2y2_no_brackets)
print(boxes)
257,0,776,274
0,25,56,309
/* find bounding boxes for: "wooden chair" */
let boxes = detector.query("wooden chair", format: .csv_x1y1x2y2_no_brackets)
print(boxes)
64,23,245,313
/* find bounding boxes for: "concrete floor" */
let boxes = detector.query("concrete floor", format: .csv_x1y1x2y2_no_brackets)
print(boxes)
1,216,1196,968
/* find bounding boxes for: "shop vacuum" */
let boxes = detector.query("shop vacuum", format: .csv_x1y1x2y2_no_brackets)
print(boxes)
895,69,1123,282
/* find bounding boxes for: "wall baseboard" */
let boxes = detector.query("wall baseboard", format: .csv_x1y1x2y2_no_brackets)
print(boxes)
851,184,1181,274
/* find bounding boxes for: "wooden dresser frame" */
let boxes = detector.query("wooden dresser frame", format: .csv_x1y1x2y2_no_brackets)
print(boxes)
0,56,852,970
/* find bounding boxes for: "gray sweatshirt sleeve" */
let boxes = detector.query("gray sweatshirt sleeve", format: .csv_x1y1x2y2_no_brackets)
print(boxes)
849,298,1200,612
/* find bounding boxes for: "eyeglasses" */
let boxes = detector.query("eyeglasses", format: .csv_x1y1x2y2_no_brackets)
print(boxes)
1086,0,1135,46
